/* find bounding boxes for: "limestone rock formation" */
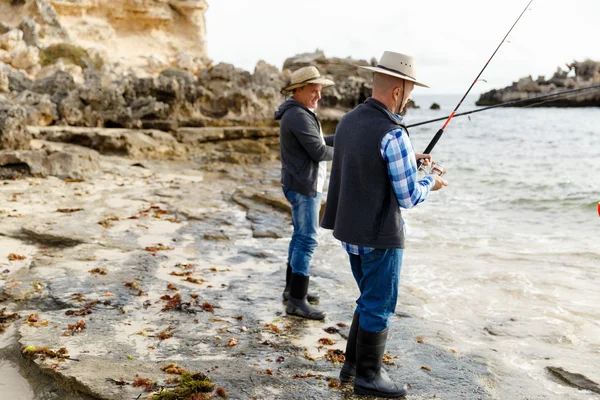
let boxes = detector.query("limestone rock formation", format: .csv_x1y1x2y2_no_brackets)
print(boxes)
476,60,600,107
0,0,209,75
0,143,99,179
29,126,187,159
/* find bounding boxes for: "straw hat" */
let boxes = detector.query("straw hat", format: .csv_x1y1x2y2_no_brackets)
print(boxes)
360,51,429,88
281,66,335,94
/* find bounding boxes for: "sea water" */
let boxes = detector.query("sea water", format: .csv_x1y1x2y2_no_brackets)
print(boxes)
383,94,600,398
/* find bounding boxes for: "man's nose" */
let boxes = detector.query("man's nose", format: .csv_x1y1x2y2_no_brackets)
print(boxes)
316,91,321,100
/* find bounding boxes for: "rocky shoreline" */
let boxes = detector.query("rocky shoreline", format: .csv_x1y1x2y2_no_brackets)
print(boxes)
1,136,495,400
0,2,598,399
476,60,600,106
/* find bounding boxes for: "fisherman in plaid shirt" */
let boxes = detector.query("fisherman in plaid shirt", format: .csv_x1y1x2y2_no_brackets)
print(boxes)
321,51,447,398
342,123,437,255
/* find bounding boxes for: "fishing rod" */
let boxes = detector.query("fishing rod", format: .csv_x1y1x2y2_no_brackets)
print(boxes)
408,84,600,128
418,0,534,166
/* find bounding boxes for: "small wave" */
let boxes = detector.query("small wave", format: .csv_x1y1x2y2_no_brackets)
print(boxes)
507,197,596,209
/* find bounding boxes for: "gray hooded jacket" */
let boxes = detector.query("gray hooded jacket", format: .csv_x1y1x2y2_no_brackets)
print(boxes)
275,98,334,197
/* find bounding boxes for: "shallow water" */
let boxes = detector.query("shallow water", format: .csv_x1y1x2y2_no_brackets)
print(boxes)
0,360,33,400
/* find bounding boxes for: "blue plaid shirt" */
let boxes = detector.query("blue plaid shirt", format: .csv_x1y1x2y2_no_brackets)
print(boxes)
341,116,435,255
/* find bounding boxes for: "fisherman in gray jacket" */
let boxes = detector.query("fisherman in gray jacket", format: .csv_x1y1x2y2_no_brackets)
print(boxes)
274,66,335,320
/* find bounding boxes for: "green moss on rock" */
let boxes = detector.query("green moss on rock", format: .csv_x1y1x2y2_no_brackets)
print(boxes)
39,43,103,69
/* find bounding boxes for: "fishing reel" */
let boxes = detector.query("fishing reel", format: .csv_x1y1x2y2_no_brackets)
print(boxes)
418,161,446,177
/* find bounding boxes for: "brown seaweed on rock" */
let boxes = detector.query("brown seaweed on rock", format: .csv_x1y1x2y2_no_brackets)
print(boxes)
150,372,215,400
0,308,20,333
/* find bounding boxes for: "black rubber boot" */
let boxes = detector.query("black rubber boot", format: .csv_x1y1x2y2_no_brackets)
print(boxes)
285,273,325,320
354,328,407,398
339,312,359,382
283,262,319,303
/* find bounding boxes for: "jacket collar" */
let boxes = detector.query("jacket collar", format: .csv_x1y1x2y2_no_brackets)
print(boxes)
364,98,406,127
288,98,317,117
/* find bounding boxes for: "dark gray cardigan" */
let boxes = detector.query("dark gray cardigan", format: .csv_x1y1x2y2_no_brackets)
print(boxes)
275,98,334,197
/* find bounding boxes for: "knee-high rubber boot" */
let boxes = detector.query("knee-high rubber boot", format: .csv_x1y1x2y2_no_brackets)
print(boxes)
285,273,325,320
283,263,319,303
339,312,359,382
354,328,407,398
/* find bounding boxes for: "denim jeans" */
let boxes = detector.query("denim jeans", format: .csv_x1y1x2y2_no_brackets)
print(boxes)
282,186,321,276
349,248,403,332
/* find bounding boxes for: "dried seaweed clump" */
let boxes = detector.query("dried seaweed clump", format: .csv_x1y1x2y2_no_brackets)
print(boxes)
323,349,345,364
151,372,215,400
0,308,20,333
22,345,69,361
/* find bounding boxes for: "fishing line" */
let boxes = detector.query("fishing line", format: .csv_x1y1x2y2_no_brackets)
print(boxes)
418,0,534,166
407,84,600,128
521,88,600,108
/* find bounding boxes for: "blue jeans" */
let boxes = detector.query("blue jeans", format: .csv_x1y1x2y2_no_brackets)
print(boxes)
282,186,321,277
349,248,403,332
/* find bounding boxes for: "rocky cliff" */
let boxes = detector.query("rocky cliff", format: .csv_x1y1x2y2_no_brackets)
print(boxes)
476,60,600,107
0,0,209,76
0,48,379,145
0,0,402,147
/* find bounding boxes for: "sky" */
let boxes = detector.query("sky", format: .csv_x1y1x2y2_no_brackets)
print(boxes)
205,0,600,94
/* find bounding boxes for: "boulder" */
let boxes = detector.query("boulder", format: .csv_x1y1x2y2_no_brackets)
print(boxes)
9,45,40,71
18,17,41,47
29,126,187,159
33,69,79,105
174,51,204,74
14,90,59,126
0,62,32,91
252,60,285,87
77,70,135,128
0,103,31,150
130,96,170,120
546,367,600,394
430,103,441,110
0,29,23,51
58,90,85,125
0,145,99,180
145,55,168,74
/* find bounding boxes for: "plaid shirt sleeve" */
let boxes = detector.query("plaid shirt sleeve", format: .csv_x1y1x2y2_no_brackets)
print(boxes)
381,128,435,209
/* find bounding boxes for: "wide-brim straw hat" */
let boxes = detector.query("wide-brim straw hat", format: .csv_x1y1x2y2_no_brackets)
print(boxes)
360,51,429,88
281,66,335,94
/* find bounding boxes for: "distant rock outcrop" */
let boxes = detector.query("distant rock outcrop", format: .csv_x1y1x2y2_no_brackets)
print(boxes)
476,60,600,107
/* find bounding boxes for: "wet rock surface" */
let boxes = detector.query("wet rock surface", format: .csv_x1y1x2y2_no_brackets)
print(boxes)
0,142,493,399
546,367,600,395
